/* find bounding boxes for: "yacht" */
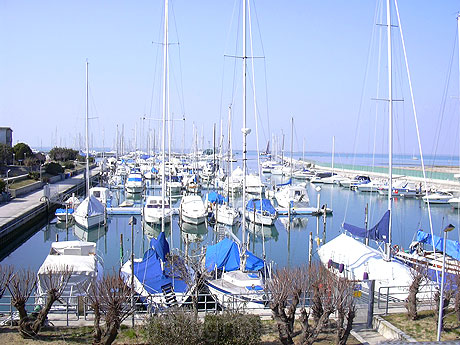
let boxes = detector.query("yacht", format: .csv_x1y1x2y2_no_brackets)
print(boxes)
143,196,172,224
180,195,207,225
125,173,143,194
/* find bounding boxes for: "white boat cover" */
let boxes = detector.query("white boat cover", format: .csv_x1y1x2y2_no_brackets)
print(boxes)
74,195,105,218
317,234,417,299
37,241,100,299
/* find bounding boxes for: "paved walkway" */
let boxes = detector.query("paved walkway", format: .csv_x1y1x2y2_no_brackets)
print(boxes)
0,169,98,230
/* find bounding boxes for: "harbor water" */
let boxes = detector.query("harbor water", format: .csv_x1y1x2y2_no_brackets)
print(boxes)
1,155,460,273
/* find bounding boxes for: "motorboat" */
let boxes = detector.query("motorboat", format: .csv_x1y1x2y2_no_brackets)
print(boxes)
206,191,239,226
125,173,143,194
422,190,454,205
378,181,418,197
89,187,111,205
143,196,172,224
180,195,207,225
274,183,309,209
245,174,265,194
55,208,74,223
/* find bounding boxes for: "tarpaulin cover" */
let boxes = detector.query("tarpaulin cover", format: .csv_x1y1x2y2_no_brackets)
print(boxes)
246,198,276,216
343,210,390,243
205,238,264,272
207,191,228,205
415,230,460,261
150,232,170,262
133,248,187,294
74,195,105,217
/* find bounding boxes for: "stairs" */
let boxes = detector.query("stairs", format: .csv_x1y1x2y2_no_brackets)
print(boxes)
161,283,178,307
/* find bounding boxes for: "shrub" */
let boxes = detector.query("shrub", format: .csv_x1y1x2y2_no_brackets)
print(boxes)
203,313,262,345
45,162,64,176
28,172,40,181
144,310,203,345
63,161,75,170
0,179,5,193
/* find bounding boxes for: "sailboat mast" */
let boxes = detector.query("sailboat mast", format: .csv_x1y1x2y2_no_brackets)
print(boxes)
241,0,248,253
161,0,169,233
386,0,393,257
331,136,335,175
85,60,90,196
290,117,293,180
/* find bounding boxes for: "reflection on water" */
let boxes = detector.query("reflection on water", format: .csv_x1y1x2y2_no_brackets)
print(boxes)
1,176,460,274
143,221,171,240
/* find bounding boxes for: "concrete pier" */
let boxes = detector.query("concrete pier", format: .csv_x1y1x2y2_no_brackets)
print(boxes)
0,169,100,247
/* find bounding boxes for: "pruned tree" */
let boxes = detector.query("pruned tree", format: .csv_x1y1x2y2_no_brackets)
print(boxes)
165,250,210,320
298,263,337,345
0,265,13,300
87,272,134,345
454,274,460,324
266,266,310,345
405,264,427,320
333,276,356,345
8,265,72,338
434,276,455,333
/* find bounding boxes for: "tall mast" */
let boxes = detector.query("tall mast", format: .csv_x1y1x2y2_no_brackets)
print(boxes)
85,60,90,196
386,0,393,258
241,0,248,254
290,117,293,180
161,0,169,233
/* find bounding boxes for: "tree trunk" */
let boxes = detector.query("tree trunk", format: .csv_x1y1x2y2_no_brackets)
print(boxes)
301,308,333,345
336,306,355,345
31,290,58,335
100,321,120,345
405,275,421,320
270,302,294,345
93,303,102,344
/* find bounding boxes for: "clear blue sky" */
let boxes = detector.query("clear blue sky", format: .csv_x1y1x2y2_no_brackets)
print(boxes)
1,0,459,156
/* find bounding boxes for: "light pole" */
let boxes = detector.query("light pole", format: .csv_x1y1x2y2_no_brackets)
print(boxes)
6,169,11,194
437,223,455,341
128,216,137,327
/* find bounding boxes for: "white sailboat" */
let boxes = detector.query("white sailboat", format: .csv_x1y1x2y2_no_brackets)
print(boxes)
206,0,268,310
318,0,429,300
74,61,106,230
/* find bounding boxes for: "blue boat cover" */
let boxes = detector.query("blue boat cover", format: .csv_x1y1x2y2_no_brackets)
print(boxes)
276,178,292,187
343,210,390,243
205,238,264,272
415,230,460,261
128,177,142,182
151,167,159,173
207,191,228,205
133,248,187,294
246,198,276,216
150,232,170,262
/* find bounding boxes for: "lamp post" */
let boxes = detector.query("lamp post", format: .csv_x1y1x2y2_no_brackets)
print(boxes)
6,169,11,194
437,223,455,341
128,216,137,327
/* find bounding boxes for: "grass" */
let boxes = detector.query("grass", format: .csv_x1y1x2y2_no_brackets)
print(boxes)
383,308,460,342
8,178,39,190
0,319,362,345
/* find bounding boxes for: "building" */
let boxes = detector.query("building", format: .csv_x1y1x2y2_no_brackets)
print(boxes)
0,127,12,147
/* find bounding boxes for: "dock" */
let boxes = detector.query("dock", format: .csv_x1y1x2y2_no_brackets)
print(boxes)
0,169,100,246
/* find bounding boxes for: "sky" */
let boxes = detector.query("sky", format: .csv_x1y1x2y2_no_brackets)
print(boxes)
1,0,460,157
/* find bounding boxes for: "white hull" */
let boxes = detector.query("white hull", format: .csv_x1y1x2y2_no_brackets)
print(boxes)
245,210,275,226
74,212,105,229
125,186,143,194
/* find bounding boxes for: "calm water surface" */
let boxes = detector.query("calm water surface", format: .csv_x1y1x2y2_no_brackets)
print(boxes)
2,171,460,272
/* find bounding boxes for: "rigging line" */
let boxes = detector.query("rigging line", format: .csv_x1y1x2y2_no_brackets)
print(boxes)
429,27,457,174
395,0,436,264
251,0,271,142
343,0,381,224
148,5,164,120
169,0,186,117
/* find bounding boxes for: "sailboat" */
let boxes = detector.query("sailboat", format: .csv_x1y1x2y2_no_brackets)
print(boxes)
74,61,106,229
205,0,268,310
317,0,429,300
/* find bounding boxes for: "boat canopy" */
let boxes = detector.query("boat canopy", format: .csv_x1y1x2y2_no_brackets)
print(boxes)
343,210,389,243
205,238,264,272
207,191,227,205
413,229,460,261
246,198,276,216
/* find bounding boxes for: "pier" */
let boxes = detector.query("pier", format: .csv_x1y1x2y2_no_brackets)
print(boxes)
0,168,100,248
